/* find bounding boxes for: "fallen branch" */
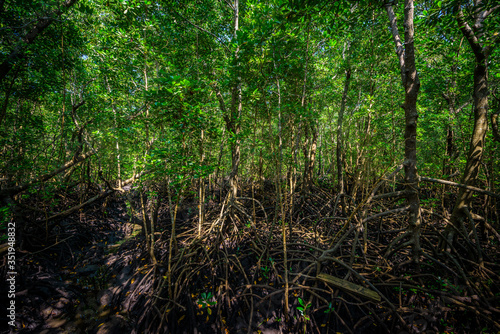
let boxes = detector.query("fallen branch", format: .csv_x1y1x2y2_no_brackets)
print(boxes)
317,273,381,303
420,176,500,199
0,243,8,256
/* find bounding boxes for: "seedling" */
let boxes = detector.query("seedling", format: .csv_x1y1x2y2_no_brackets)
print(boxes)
261,265,270,279
297,297,311,321
324,302,335,314
197,291,216,314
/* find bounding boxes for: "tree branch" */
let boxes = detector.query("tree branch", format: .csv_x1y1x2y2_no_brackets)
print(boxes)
456,6,483,60
46,170,146,221
212,83,231,127
0,151,94,197
491,110,500,143
385,3,405,86
420,176,500,199
0,0,79,84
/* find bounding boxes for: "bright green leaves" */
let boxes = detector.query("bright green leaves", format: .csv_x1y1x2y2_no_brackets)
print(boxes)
197,292,217,311
297,297,311,321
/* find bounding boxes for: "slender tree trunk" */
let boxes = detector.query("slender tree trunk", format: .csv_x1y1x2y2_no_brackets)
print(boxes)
402,0,421,260
276,77,289,322
303,122,317,189
337,68,351,196
113,106,121,187
214,0,242,206
198,129,205,238
106,78,122,188
386,0,422,261
444,4,494,252
491,89,500,142
300,25,316,189
447,54,488,247
231,0,242,203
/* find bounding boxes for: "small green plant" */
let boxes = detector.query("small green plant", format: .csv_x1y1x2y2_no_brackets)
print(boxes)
324,302,335,314
297,297,311,321
197,291,216,313
261,265,270,279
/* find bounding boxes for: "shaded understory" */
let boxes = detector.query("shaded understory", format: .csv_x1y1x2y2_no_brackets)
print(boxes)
1,181,499,333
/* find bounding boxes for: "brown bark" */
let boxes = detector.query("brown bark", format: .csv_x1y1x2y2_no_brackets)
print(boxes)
300,27,315,190
228,0,242,203
445,3,494,249
337,69,351,196
385,5,405,85
492,111,500,143
386,0,422,261
213,82,241,202
302,121,317,189
213,0,242,204
491,91,500,142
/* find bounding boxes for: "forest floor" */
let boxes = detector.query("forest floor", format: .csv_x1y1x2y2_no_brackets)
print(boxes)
1,183,499,334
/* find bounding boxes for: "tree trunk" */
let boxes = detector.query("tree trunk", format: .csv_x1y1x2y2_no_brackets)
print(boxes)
444,4,494,251
491,87,500,142
386,0,422,261
337,68,351,196
447,54,488,247
303,122,317,189
198,129,205,238
222,0,242,205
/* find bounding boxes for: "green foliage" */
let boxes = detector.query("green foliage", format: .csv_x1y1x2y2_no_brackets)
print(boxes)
197,291,217,313
0,206,11,243
297,297,311,321
0,0,498,248
324,302,335,314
